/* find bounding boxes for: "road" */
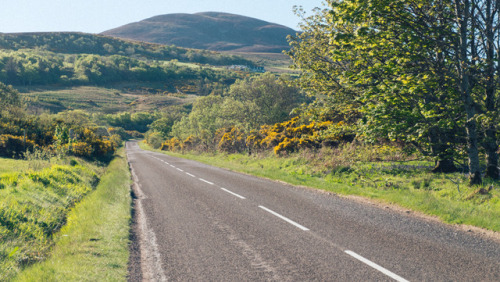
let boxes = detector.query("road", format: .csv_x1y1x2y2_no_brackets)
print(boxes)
126,141,500,281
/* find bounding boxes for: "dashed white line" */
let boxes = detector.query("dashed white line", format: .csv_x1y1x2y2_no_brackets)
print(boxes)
344,250,409,282
170,165,175,168
221,188,246,199
258,206,309,231
185,172,196,178
176,168,184,172
199,178,214,185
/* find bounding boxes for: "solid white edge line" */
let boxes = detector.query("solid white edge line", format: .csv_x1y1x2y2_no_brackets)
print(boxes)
185,173,196,178
258,206,309,231
344,250,409,282
199,178,214,185
220,188,246,199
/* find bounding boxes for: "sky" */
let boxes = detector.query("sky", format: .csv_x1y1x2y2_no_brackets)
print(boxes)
0,0,325,34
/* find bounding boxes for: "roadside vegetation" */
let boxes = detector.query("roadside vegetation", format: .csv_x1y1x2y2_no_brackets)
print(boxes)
14,147,131,281
0,75,130,280
0,156,101,281
143,142,500,232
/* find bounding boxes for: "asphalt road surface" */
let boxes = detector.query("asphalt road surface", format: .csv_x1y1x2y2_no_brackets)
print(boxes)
126,141,500,281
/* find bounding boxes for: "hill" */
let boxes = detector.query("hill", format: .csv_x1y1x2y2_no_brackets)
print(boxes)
101,12,297,53
0,32,253,65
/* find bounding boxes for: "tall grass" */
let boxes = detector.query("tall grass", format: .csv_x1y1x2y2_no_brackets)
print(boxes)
0,160,100,281
14,148,131,281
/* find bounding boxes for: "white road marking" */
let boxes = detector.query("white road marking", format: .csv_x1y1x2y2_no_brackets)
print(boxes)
176,168,184,172
344,250,409,282
199,178,214,185
221,188,246,199
258,206,309,231
170,165,175,168
185,172,196,178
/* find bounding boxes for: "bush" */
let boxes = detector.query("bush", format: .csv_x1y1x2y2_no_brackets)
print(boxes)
0,135,36,158
217,127,247,153
145,132,164,149
160,137,182,151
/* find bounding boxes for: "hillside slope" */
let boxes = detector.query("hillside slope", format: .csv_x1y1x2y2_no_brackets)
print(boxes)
102,12,297,53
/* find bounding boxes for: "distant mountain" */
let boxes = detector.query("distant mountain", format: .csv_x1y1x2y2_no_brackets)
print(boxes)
101,12,297,53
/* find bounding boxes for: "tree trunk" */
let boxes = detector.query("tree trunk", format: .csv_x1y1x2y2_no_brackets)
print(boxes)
432,158,458,173
455,0,482,185
485,136,499,179
429,127,458,173
483,0,499,180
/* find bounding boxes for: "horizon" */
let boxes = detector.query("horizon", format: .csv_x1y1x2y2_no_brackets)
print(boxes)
0,1,324,34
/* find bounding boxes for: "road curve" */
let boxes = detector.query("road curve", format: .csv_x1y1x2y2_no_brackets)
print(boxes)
126,141,500,281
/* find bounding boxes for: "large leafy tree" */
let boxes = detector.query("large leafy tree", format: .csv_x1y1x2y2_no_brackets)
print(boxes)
289,1,464,172
227,73,305,126
289,0,500,183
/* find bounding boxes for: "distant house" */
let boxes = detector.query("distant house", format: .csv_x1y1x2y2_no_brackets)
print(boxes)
228,65,265,73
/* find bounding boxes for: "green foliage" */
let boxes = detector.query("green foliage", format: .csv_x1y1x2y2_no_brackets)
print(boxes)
14,148,131,281
100,112,157,133
0,162,100,280
0,49,238,87
0,82,21,108
226,73,306,126
287,0,500,179
169,73,305,147
145,131,165,149
0,108,120,162
0,32,254,66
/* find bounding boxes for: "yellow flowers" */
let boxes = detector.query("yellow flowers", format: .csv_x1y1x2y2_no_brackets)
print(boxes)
160,117,353,156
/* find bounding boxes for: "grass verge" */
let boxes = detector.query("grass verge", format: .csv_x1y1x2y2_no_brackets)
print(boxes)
13,147,131,281
0,158,30,175
141,142,500,232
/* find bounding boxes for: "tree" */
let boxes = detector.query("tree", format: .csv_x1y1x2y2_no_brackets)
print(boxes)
289,1,464,172
0,82,21,109
227,73,305,126
289,0,500,183
472,0,500,180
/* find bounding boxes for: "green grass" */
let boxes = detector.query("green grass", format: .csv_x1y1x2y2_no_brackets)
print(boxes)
14,147,131,281
141,142,500,232
0,158,30,175
0,159,101,281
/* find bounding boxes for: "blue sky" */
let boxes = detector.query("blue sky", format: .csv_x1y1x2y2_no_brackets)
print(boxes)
0,0,325,33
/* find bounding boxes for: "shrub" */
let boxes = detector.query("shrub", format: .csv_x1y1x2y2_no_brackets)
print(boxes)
217,127,247,153
182,135,201,151
145,132,164,149
70,142,92,158
0,134,36,158
160,137,182,151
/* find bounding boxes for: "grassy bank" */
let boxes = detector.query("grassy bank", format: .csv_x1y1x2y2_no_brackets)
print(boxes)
0,158,101,281
13,147,131,281
141,142,500,232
